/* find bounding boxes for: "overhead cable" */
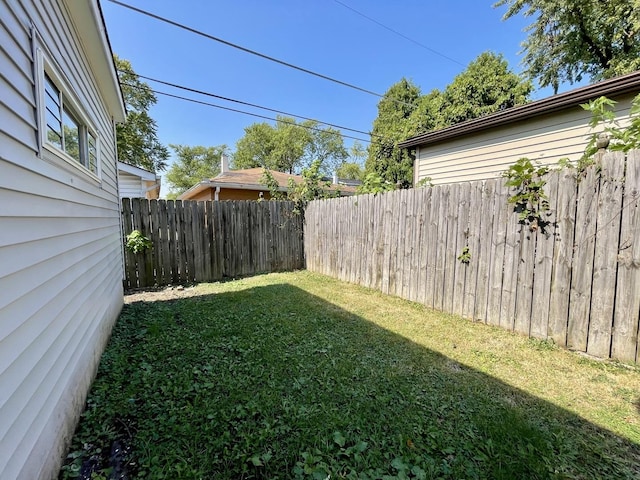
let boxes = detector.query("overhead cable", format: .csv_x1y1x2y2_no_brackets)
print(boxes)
118,69,378,138
122,83,372,143
332,0,464,67
108,0,415,108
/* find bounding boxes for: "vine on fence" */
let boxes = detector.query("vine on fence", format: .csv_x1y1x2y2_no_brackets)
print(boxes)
502,157,550,231
457,246,471,264
502,93,640,230
125,230,152,254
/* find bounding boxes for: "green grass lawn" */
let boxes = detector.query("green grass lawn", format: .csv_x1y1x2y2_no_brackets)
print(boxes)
61,271,640,479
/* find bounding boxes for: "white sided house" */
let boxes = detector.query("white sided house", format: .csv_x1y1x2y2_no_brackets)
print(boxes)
118,161,161,199
400,71,640,185
0,1,126,479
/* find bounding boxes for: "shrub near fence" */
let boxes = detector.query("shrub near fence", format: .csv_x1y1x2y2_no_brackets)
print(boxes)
304,150,640,363
121,199,304,289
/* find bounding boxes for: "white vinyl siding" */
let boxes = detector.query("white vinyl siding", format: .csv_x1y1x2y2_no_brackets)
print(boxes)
415,94,635,185
119,172,149,198
0,1,124,479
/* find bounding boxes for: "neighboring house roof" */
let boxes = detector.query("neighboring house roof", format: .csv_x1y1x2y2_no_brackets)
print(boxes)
64,0,126,122
179,167,356,200
399,70,640,150
117,161,161,198
118,161,158,181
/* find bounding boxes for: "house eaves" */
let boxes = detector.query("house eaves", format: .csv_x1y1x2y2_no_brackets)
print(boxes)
177,180,286,201
399,70,640,149
63,0,126,122
117,161,157,181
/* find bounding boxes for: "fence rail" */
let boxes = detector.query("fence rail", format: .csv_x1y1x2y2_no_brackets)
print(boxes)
304,150,640,363
122,199,304,289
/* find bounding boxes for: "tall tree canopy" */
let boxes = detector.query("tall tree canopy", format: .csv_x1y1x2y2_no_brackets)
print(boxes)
366,52,532,186
233,116,347,175
495,0,640,91
439,52,532,124
115,55,169,172
365,78,422,187
165,144,228,199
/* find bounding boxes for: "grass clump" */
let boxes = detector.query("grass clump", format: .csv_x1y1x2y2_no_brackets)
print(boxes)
61,272,640,479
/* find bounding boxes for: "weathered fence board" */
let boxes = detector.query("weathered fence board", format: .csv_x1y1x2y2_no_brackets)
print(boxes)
122,199,303,289
568,166,600,350
530,172,559,339
588,152,625,357
476,179,496,323
611,151,640,362
452,185,470,316
500,185,521,331
304,151,640,363
463,182,482,319
487,182,509,326
425,187,440,308
548,168,577,344
417,188,432,306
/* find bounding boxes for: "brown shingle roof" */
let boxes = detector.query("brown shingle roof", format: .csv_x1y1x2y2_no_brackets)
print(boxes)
212,168,303,187
178,167,356,200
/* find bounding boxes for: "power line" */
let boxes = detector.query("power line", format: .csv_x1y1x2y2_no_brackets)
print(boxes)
108,0,415,107
118,69,377,138
332,0,464,67
122,83,372,144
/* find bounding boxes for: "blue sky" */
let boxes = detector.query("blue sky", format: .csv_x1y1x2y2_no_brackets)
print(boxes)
102,0,542,172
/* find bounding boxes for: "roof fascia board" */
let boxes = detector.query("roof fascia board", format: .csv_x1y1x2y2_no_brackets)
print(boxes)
399,71,640,149
62,0,126,122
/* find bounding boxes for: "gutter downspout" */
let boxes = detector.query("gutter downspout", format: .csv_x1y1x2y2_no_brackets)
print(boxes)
214,186,221,201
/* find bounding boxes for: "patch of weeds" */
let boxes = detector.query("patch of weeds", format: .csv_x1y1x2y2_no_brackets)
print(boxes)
526,337,557,352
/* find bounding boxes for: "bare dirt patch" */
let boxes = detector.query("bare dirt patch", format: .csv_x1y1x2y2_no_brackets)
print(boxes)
124,285,202,304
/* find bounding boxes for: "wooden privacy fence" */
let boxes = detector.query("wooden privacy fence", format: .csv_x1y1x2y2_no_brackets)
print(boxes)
305,151,640,363
122,199,304,289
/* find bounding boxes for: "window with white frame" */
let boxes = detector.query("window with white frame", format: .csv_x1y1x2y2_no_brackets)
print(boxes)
35,40,100,178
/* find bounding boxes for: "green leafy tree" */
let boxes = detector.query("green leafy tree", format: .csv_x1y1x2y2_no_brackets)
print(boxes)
165,144,228,198
349,141,367,164
233,116,348,175
495,0,640,91
233,117,310,173
233,123,275,170
270,117,313,174
115,55,169,172
302,123,348,175
335,162,364,180
439,52,532,125
365,78,422,186
366,53,531,186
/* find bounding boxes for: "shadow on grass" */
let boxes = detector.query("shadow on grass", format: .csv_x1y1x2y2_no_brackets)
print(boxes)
63,284,640,480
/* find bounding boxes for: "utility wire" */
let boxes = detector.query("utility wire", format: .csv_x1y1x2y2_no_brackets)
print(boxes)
122,83,372,144
108,0,415,108
118,69,378,138
332,0,464,67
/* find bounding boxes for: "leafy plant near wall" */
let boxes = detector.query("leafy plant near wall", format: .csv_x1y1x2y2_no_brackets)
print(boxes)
503,157,550,231
260,168,287,201
125,230,152,254
581,94,640,162
416,176,434,188
356,172,396,194
503,94,640,231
